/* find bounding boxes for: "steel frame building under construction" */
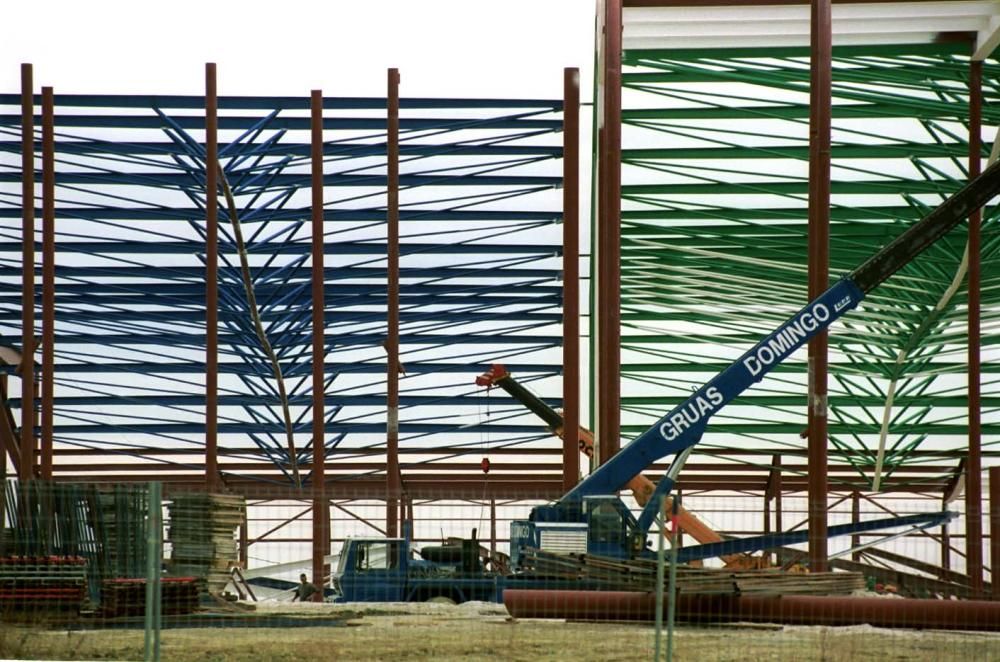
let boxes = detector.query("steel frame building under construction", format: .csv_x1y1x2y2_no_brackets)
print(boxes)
1,0,998,612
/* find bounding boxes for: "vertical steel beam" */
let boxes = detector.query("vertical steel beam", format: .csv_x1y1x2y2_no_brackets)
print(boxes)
807,0,832,573
40,86,55,481
990,466,999,600
593,124,604,467
763,493,771,534
941,514,951,572
0,376,5,479
310,88,329,598
763,491,771,565
386,68,401,537
239,507,249,569
204,63,220,492
562,68,581,491
967,59,985,596
851,491,861,562
20,64,35,482
597,0,622,465
773,455,783,535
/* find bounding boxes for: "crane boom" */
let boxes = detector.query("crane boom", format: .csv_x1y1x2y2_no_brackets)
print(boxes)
564,158,1000,508
476,363,754,563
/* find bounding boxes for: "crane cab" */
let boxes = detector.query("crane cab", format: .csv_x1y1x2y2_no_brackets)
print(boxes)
510,495,646,568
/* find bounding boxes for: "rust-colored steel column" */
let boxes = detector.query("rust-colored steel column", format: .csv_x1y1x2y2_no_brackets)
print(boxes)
807,0,832,573
19,63,35,482
562,67,581,491
942,514,952,572
597,0,622,465
763,492,771,565
966,59,985,597
40,86,55,481
239,507,249,569
204,63,220,492
773,455,783,534
386,68,402,537
851,491,861,561
310,88,329,598
990,466,999,600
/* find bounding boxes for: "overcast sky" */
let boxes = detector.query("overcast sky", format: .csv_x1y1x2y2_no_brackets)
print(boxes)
3,1,596,99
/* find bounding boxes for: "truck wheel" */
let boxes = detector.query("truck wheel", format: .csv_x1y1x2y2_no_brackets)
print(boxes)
425,596,456,605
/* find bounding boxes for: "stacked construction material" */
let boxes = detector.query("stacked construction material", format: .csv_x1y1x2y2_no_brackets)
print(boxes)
166,493,245,597
0,555,88,616
100,577,199,617
1,480,152,605
519,548,863,596
95,484,149,579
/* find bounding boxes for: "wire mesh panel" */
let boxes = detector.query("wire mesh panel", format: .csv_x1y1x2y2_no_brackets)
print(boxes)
0,481,998,661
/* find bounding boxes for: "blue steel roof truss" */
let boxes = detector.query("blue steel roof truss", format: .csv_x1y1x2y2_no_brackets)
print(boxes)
0,92,568,487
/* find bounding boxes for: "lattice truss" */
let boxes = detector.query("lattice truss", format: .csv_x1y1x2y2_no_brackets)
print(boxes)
618,43,1000,494
0,93,569,489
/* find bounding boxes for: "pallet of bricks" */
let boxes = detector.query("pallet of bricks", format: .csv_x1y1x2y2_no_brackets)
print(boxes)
0,556,87,619
166,493,244,599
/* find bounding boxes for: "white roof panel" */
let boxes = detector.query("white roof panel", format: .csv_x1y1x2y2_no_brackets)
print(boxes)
622,1,1000,59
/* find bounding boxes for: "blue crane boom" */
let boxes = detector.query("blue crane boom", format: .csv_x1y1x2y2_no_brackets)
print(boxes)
554,158,1000,542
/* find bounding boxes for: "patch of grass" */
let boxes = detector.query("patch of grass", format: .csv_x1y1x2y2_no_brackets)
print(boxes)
2,609,999,661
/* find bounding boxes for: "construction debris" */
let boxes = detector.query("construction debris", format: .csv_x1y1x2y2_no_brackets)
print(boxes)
518,548,863,596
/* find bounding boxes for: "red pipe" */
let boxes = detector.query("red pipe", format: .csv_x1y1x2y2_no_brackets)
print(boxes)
503,590,1000,631
562,68,580,492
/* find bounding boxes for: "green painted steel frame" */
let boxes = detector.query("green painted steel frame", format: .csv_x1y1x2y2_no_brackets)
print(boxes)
614,42,1000,492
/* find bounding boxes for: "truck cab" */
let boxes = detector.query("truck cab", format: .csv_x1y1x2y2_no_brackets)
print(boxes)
331,535,500,603
332,537,408,602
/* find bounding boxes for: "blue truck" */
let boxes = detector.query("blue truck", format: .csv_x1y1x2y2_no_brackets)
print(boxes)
332,535,508,603
329,159,1000,603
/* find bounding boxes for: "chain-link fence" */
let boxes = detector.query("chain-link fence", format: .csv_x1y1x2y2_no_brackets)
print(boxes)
0,479,998,661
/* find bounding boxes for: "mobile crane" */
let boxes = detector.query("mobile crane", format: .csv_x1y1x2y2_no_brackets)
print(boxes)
509,158,1000,566
328,160,1000,602
475,363,765,568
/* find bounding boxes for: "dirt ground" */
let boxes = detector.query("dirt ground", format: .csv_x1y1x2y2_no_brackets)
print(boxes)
2,601,1000,661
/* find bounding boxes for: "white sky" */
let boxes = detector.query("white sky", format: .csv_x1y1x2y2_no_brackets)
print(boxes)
2,0,596,99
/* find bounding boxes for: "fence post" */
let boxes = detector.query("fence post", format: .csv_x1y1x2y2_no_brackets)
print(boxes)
666,494,680,661
654,494,665,660
144,482,162,662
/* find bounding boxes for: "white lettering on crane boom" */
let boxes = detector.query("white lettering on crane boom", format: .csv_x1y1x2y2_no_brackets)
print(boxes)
742,302,831,378
658,386,724,442
657,300,837,445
